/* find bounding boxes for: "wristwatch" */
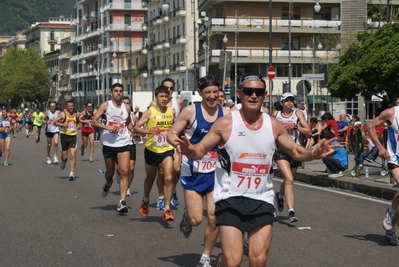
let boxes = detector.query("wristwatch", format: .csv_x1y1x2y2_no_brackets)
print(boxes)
294,125,298,130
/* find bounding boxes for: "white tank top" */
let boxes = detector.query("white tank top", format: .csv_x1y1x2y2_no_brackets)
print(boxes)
388,106,399,164
46,110,60,133
102,100,130,147
275,110,300,144
170,97,180,120
214,110,276,205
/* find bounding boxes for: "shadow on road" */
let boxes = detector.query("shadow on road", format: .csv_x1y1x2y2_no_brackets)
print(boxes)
344,234,391,246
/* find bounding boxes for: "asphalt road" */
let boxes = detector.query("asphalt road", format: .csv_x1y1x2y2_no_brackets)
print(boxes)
0,134,398,267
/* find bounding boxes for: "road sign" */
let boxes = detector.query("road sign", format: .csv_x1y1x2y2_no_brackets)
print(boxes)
302,73,325,81
267,66,276,80
219,51,232,70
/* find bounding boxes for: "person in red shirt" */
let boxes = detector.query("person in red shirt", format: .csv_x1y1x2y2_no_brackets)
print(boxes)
9,109,17,138
321,112,339,138
79,102,95,162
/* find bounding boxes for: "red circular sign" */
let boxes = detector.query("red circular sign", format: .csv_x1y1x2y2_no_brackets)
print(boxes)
267,66,276,80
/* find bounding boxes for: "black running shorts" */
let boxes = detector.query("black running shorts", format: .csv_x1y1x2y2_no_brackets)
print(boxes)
215,196,276,232
144,148,174,166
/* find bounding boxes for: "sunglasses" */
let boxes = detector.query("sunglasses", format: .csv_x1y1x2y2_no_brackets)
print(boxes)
165,86,174,90
240,87,266,97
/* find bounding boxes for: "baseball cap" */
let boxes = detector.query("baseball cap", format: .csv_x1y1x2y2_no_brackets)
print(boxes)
281,92,295,101
25,108,28,111
198,75,220,90
237,73,266,89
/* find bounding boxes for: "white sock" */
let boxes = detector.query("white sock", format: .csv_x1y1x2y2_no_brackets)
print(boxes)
288,208,294,213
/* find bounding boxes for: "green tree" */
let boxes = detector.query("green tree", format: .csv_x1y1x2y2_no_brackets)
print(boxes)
0,47,50,106
327,23,399,101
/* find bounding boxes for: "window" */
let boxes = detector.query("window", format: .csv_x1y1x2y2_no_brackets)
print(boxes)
281,37,300,50
281,6,300,20
124,14,131,24
50,44,55,51
314,7,331,20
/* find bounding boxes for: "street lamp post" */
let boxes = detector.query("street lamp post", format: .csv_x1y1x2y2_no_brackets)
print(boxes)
221,34,228,92
234,11,261,104
310,2,321,117
191,0,197,89
269,0,273,111
110,25,132,84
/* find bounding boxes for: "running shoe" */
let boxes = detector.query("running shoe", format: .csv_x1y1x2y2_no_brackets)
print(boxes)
69,172,74,181
197,257,211,267
80,146,84,156
384,231,399,245
275,192,284,212
115,172,121,184
4,161,8,167
53,156,59,164
383,208,396,232
60,160,67,170
171,190,180,206
288,210,298,223
163,208,174,221
116,200,128,213
140,199,149,217
328,171,344,178
89,157,93,163
180,207,192,238
156,197,165,210
46,157,52,165
0,151,2,157
101,182,112,197
126,188,132,197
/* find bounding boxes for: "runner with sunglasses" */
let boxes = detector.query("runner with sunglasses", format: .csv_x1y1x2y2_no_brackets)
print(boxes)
174,72,335,266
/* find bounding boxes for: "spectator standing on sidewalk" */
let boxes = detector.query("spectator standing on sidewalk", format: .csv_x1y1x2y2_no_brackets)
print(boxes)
320,131,348,177
367,104,399,245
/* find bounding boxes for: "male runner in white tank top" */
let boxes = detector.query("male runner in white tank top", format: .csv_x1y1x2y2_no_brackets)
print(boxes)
92,83,134,214
42,101,60,165
174,73,336,266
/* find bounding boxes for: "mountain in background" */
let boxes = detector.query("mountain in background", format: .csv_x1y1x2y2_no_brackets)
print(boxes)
0,0,76,36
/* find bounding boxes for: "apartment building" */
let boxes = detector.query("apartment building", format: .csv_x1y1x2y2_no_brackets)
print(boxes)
70,0,147,110
23,16,75,55
141,0,197,94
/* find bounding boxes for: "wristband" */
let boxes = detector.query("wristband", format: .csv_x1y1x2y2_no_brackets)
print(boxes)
311,149,320,160
294,125,298,130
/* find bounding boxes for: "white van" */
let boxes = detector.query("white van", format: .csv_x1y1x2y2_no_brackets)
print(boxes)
177,90,202,106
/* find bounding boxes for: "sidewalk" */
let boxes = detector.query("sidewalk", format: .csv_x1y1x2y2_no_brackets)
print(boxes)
274,154,398,201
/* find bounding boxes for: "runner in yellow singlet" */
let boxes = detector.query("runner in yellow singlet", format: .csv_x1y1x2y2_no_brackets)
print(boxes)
134,85,175,221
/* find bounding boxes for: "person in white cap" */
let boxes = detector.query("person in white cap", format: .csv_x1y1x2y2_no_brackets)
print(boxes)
273,92,312,223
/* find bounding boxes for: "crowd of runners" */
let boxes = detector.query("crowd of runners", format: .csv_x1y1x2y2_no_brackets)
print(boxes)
2,73,399,266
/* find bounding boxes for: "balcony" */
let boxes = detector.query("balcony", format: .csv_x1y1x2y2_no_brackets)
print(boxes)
154,67,162,75
199,48,340,65
199,18,341,36
103,2,146,11
174,7,186,17
139,69,148,78
142,0,148,8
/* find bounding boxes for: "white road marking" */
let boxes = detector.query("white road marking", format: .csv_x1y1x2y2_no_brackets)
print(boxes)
273,178,392,205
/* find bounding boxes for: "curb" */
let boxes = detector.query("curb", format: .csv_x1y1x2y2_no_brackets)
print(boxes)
275,169,397,201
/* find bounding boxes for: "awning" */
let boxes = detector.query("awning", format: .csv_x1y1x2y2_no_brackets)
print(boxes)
306,95,337,104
